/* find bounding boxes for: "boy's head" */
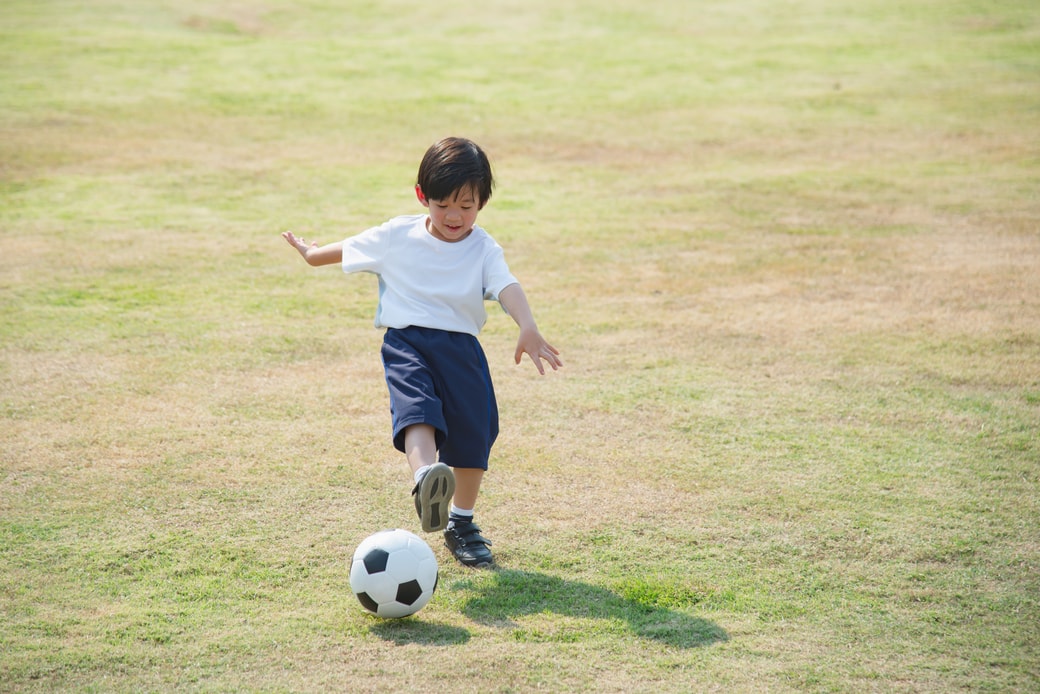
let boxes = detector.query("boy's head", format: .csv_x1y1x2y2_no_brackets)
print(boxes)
416,137,494,209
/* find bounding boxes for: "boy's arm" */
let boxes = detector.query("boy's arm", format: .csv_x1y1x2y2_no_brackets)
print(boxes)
282,231,343,266
498,283,562,375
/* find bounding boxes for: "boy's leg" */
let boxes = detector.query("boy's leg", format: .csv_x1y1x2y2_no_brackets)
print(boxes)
406,424,455,533
403,423,437,473
444,468,494,567
451,468,483,510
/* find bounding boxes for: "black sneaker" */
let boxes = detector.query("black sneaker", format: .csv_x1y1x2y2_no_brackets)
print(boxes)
444,520,494,568
411,463,455,532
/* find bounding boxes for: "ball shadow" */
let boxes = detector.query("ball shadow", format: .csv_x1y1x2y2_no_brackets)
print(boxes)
455,568,728,648
368,619,471,646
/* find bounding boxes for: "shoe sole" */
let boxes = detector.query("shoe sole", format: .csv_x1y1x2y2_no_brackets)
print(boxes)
417,463,455,533
455,555,495,569
443,539,494,568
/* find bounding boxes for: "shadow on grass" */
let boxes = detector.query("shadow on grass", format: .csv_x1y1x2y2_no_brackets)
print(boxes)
371,568,728,648
458,569,728,648
369,619,471,646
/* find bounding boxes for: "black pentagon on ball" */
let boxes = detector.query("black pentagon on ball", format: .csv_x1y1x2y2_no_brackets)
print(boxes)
356,591,379,613
396,579,423,606
362,548,389,573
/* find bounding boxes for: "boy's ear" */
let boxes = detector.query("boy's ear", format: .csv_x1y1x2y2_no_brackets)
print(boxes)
415,184,429,207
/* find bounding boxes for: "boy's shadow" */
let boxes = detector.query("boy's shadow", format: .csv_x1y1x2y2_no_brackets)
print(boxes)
371,569,727,648
458,569,727,648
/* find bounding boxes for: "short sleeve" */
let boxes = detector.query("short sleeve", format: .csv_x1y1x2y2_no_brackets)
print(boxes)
342,221,392,274
482,241,519,301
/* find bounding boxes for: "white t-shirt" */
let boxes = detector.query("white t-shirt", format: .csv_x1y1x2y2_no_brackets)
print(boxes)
341,214,518,336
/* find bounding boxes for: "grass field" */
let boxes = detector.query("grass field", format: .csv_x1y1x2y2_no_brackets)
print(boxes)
2,0,1039,691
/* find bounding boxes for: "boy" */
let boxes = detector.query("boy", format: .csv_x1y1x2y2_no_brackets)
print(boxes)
282,137,561,567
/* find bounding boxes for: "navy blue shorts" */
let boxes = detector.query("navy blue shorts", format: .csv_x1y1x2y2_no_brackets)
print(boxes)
380,326,499,470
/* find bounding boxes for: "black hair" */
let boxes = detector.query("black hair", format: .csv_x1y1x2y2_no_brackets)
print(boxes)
416,137,494,208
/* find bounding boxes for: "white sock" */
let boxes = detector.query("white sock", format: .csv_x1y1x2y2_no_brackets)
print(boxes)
450,504,474,519
413,465,431,485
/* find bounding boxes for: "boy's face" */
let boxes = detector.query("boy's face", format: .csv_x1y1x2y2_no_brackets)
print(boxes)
416,184,481,243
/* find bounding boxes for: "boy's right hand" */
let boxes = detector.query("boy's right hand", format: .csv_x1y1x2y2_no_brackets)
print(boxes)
282,231,343,267
282,230,316,257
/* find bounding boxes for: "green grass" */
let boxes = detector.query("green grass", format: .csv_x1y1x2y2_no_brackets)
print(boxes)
2,0,1039,691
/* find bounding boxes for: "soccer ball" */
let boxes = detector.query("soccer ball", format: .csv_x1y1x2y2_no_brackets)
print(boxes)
349,529,438,619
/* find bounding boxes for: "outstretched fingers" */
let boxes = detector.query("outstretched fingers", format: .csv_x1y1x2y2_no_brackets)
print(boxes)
282,230,317,256
515,339,562,375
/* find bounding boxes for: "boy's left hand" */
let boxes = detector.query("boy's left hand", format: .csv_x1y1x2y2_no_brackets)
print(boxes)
515,328,562,375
